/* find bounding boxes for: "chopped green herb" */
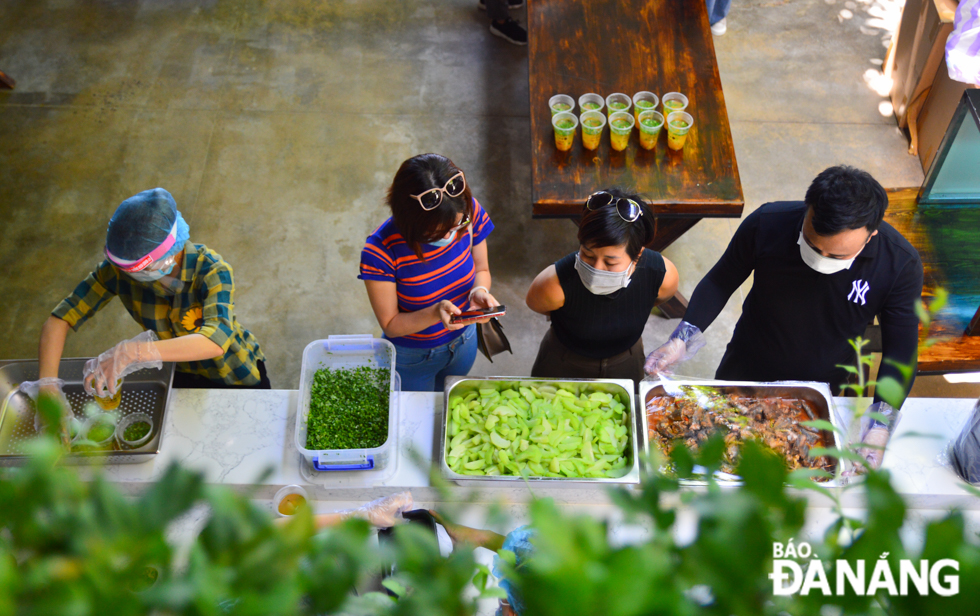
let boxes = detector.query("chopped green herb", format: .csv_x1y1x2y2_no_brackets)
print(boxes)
87,421,115,443
306,366,390,450
124,421,151,442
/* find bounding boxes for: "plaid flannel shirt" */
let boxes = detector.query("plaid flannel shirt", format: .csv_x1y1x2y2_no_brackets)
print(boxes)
52,243,265,386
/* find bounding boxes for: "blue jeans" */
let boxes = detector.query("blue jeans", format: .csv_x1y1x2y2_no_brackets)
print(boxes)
393,325,478,392
706,0,731,25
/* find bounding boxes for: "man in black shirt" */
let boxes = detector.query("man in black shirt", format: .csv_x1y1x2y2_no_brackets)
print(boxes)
646,166,923,466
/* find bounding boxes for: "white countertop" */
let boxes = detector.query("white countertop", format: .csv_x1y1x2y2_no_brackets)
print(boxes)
95,388,980,510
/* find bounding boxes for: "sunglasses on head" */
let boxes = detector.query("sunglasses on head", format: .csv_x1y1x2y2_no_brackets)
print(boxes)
411,171,467,211
585,191,643,223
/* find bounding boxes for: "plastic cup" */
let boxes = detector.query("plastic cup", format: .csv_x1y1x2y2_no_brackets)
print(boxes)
666,111,694,151
637,110,665,150
551,111,578,152
608,111,635,151
632,91,659,123
578,93,605,114
83,413,118,450
549,94,575,116
605,93,631,118
116,411,154,449
662,92,689,116
579,110,606,151
95,378,123,411
274,485,310,517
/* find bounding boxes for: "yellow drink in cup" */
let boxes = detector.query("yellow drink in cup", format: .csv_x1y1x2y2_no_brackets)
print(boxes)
662,92,689,116
580,110,606,151
578,93,605,114
666,111,693,150
632,91,659,123
549,94,575,116
637,110,664,150
551,111,578,151
605,93,632,118
95,379,123,411
608,111,635,151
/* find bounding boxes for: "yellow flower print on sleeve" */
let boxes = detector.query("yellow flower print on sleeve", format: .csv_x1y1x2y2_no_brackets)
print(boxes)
180,306,204,333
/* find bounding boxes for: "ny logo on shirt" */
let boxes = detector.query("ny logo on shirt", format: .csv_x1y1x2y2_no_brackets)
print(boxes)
848,279,870,305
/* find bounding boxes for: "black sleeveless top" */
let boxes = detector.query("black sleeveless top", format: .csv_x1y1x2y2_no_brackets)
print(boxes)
550,249,666,359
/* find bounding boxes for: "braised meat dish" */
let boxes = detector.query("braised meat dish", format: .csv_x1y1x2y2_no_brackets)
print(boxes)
646,390,832,476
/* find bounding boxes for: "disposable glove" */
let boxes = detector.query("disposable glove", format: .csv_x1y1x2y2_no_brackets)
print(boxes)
19,377,74,449
644,321,706,376
83,330,163,398
341,491,414,528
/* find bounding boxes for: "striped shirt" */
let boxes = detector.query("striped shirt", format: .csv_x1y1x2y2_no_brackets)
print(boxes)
359,198,494,348
52,243,266,386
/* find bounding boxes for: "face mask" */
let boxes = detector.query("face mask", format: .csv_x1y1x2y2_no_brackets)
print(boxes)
797,232,857,275
127,260,175,282
429,229,456,247
574,254,635,295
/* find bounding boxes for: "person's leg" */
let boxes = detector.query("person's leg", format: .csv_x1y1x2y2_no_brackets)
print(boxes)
599,340,646,383
393,345,439,392
435,325,478,391
529,328,602,379
485,0,508,21
705,0,731,29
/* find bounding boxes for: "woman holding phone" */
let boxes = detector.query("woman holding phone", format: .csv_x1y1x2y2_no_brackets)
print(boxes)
360,153,499,391
525,188,679,382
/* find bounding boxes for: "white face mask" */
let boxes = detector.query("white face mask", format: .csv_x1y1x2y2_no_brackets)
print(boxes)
797,232,856,275
429,229,456,247
574,254,635,295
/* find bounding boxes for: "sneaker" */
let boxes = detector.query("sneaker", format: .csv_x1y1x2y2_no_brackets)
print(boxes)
479,0,525,10
490,18,528,45
710,17,727,36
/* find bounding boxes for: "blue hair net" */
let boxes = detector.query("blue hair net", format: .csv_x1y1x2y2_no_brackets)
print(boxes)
491,526,535,615
106,188,189,260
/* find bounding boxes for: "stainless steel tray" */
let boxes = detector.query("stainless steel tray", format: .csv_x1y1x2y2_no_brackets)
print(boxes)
638,379,847,485
440,376,641,488
0,358,176,465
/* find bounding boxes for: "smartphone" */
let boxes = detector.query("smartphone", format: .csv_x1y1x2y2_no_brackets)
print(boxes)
450,305,506,325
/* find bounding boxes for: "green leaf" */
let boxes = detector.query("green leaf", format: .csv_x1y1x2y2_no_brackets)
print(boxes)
875,377,906,408
381,578,408,597
914,299,931,327
695,432,727,472
670,441,695,478
800,419,844,435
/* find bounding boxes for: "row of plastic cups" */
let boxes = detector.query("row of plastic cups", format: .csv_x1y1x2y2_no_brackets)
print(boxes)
552,109,694,152
550,91,689,124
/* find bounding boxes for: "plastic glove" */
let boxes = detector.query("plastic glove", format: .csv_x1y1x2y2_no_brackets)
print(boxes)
644,321,706,376
855,401,900,471
342,491,414,528
83,330,163,397
19,377,74,449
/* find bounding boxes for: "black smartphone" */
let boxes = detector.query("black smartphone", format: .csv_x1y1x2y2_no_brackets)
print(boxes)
449,305,506,324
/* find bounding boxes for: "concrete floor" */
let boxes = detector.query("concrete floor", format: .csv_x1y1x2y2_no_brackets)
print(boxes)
0,0,974,398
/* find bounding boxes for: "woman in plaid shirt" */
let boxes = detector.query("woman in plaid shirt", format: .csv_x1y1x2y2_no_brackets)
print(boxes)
37,188,270,396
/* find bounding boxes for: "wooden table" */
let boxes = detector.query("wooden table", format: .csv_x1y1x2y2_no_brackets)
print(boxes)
527,0,743,234
527,0,744,315
883,188,980,374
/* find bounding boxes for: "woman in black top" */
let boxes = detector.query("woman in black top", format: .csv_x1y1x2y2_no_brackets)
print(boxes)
525,189,679,382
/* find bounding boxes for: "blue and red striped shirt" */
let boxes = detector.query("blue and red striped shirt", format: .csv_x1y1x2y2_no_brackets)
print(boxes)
359,199,494,348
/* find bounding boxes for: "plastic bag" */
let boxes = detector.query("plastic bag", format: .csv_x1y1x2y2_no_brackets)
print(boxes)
946,0,980,86
950,398,980,483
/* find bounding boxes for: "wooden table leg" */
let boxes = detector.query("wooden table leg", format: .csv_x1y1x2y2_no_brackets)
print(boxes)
647,218,701,252
657,292,689,319
0,71,15,90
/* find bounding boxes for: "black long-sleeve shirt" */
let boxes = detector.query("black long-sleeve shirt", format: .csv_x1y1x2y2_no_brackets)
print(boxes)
684,202,924,402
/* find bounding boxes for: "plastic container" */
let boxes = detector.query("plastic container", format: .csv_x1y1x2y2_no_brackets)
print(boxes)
115,412,154,449
294,335,398,472
274,484,310,517
82,412,118,450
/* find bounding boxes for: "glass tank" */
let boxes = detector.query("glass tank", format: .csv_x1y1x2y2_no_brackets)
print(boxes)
916,90,980,333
